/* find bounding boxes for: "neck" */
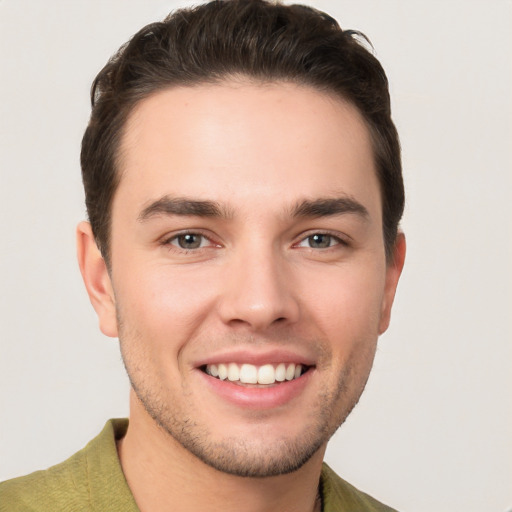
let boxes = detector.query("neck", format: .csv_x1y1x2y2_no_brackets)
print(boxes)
118,392,325,512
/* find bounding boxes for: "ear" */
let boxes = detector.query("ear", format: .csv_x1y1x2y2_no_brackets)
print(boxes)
378,232,406,335
76,221,118,338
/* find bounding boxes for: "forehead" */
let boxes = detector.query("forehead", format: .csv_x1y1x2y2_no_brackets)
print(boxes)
114,80,380,218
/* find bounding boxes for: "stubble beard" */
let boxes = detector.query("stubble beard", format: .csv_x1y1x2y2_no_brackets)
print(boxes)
118,318,376,478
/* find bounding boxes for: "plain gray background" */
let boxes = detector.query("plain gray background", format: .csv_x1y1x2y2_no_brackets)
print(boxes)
1,1,511,511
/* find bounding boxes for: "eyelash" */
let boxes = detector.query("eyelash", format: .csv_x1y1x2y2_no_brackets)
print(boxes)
293,231,349,250
161,231,218,252
161,230,349,253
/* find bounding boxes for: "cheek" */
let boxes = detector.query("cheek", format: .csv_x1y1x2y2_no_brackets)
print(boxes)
112,262,219,352
300,262,386,345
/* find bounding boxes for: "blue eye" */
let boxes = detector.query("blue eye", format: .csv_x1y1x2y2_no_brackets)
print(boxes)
297,233,343,249
170,233,206,249
307,234,334,248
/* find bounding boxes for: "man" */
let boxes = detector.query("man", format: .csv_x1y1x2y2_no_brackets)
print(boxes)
0,1,405,510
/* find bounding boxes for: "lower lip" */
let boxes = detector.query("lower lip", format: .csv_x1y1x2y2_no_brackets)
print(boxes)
198,369,314,409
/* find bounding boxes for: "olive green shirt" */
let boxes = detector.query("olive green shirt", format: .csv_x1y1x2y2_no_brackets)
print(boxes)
0,419,397,512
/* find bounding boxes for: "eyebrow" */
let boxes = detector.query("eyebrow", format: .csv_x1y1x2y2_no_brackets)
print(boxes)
138,195,369,222
138,196,232,221
290,197,369,220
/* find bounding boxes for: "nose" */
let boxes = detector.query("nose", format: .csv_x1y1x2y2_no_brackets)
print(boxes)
217,243,300,331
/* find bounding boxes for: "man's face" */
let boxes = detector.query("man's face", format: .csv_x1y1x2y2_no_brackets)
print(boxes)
96,81,402,476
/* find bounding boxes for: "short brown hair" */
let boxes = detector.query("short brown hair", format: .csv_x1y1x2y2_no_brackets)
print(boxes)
81,0,404,264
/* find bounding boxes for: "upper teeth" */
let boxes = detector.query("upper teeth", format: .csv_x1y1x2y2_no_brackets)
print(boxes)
205,363,303,385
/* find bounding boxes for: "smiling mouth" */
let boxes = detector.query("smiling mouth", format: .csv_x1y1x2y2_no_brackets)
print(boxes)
201,362,310,386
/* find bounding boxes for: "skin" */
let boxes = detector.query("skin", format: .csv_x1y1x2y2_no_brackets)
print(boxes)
77,80,405,512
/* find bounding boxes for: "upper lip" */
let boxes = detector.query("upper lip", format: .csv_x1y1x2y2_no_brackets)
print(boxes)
193,348,317,368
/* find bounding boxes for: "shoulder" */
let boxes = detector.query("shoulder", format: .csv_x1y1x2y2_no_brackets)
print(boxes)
0,419,133,512
321,463,398,512
0,449,90,512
